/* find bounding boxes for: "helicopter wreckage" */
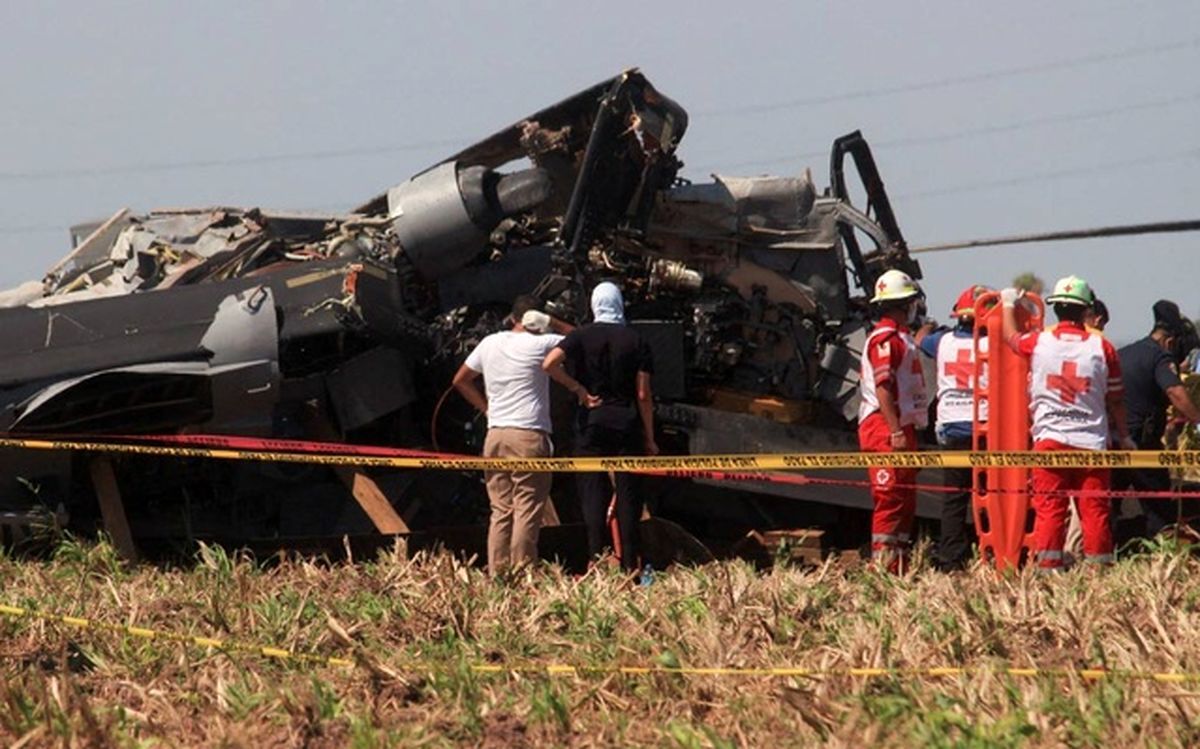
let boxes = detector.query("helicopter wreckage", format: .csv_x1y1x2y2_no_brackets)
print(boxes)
0,70,941,563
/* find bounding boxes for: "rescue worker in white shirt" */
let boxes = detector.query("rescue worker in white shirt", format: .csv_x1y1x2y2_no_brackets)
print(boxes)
858,269,929,573
919,284,992,570
1000,276,1134,570
452,296,569,576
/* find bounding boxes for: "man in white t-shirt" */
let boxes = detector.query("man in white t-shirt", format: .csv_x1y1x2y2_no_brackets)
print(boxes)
453,296,571,575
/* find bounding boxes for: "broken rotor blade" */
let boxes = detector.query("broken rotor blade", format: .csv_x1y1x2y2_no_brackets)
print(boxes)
909,219,1200,254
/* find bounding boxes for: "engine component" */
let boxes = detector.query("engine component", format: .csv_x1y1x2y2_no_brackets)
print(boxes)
387,162,553,281
387,163,488,281
648,258,703,293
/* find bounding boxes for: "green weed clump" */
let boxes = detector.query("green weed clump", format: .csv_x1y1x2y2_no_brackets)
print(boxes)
1,538,1199,746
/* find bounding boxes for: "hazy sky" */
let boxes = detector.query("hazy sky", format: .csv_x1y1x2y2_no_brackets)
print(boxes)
2,0,1197,344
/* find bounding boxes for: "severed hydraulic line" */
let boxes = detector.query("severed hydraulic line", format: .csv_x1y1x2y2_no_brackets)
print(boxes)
909,219,1200,254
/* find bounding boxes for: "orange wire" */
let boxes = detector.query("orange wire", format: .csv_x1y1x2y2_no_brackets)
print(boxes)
430,385,455,451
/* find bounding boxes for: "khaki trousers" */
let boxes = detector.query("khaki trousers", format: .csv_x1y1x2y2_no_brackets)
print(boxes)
1065,499,1084,564
483,427,553,575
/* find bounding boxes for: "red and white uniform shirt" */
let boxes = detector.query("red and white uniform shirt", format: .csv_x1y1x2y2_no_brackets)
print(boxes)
859,318,928,428
935,332,988,428
1013,322,1123,450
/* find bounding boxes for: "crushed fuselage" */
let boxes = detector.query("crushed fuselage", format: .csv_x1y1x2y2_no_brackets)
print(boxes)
0,70,941,548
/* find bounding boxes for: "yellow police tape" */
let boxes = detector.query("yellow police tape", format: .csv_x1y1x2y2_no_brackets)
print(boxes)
470,665,1200,683
1,436,1198,472
3,602,1199,683
0,603,353,668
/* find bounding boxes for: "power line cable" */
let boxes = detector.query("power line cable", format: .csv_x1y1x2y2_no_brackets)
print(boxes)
894,147,1200,201
3,39,1197,183
3,149,1196,236
0,224,63,236
0,203,355,237
4,153,1199,239
693,35,1200,117
0,138,465,182
2,147,1197,236
688,91,1200,174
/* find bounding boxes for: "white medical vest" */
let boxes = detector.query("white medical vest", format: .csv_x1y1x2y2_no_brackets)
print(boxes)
935,332,988,428
859,324,928,428
1028,329,1110,450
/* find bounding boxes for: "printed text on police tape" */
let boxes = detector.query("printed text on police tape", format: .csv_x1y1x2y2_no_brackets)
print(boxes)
1,437,1198,471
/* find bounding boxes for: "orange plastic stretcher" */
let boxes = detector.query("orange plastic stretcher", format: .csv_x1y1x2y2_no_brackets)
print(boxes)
972,292,1044,570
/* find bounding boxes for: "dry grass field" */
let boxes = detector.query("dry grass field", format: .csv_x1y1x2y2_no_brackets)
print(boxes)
3,537,1200,747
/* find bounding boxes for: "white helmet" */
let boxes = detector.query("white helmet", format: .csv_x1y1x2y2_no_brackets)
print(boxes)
870,269,922,304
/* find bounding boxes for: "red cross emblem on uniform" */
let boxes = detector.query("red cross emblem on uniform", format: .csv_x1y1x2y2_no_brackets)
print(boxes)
943,348,973,388
877,279,887,294
1046,361,1091,404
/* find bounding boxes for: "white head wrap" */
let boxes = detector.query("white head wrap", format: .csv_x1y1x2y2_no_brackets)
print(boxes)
590,282,626,325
